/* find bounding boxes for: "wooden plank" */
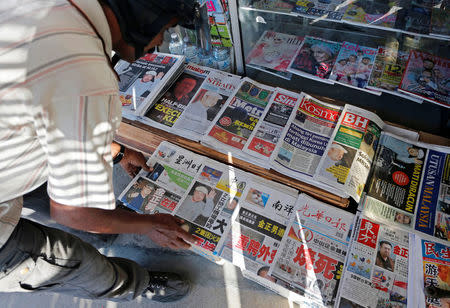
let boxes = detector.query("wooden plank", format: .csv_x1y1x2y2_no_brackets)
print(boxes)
115,120,350,208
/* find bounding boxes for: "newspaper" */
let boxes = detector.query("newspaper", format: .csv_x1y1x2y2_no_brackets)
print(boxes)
202,77,276,167
117,141,250,259
314,104,384,202
398,50,450,109
409,234,450,308
269,92,345,196
367,46,423,102
245,31,303,80
292,0,346,21
243,88,300,160
219,177,299,277
140,63,212,130
329,41,381,95
361,132,450,243
172,70,241,141
287,36,342,83
115,52,185,119
269,194,355,307
336,215,410,308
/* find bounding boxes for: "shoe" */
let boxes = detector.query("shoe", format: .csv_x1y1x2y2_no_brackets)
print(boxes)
142,271,190,302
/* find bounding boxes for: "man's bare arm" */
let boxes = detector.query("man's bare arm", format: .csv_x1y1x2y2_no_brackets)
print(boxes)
50,200,195,250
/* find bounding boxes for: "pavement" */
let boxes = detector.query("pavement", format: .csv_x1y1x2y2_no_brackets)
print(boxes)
0,165,301,308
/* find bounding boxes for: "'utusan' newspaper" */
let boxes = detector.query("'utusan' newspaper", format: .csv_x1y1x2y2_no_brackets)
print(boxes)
361,132,450,244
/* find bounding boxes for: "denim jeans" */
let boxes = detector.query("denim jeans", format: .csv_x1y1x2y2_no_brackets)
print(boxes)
0,184,149,301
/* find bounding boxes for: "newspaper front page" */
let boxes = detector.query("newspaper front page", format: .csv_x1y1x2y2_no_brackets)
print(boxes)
243,88,301,160
172,70,241,141
140,63,212,130
269,194,355,307
336,216,409,308
410,234,450,308
202,77,275,166
219,177,299,277
314,104,384,202
362,132,450,244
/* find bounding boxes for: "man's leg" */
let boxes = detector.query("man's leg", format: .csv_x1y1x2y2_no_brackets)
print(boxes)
0,218,148,301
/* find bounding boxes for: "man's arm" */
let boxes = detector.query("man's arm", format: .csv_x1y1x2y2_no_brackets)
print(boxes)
50,199,195,250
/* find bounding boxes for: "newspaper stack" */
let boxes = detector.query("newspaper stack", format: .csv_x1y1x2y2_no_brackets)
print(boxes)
115,52,185,120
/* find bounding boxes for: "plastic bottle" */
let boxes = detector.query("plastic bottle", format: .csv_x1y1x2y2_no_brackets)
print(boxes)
212,46,231,72
168,33,183,55
182,36,199,64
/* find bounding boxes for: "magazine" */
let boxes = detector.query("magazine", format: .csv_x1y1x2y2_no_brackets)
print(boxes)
361,132,450,243
399,3,432,35
292,0,346,21
269,194,355,307
202,77,276,166
336,215,410,308
141,63,212,130
398,50,450,108
430,5,450,37
329,41,380,94
287,36,342,83
366,46,423,102
115,52,185,119
245,31,304,79
219,177,299,277
172,70,242,141
342,0,400,29
409,234,450,308
241,0,297,13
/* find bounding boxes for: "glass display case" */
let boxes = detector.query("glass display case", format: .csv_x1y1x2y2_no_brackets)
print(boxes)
228,0,449,136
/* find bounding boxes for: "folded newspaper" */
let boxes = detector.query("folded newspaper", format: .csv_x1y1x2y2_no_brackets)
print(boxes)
114,52,185,120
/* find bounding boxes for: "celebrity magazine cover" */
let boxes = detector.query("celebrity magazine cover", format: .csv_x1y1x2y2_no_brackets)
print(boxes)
115,52,184,119
246,31,304,79
287,36,342,82
399,50,450,108
292,0,346,21
342,0,400,28
330,41,380,94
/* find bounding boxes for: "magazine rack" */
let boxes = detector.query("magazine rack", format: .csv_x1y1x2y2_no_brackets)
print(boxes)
228,0,449,137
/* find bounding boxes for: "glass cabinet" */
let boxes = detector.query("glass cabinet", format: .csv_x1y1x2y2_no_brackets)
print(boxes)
228,0,449,136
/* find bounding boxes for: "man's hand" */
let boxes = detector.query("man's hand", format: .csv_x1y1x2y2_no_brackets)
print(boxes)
144,214,196,250
120,147,152,177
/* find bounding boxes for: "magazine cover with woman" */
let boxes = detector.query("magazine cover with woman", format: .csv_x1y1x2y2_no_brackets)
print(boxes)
398,50,450,108
287,36,342,82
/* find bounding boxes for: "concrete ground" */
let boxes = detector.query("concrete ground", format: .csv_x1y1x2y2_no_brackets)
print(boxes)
0,165,301,308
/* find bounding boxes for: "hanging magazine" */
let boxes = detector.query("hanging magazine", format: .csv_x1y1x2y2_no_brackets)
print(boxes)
398,50,450,108
115,52,185,119
342,0,400,29
367,46,422,102
292,0,346,21
246,31,303,80
329,41,380,95
287,36,342,83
